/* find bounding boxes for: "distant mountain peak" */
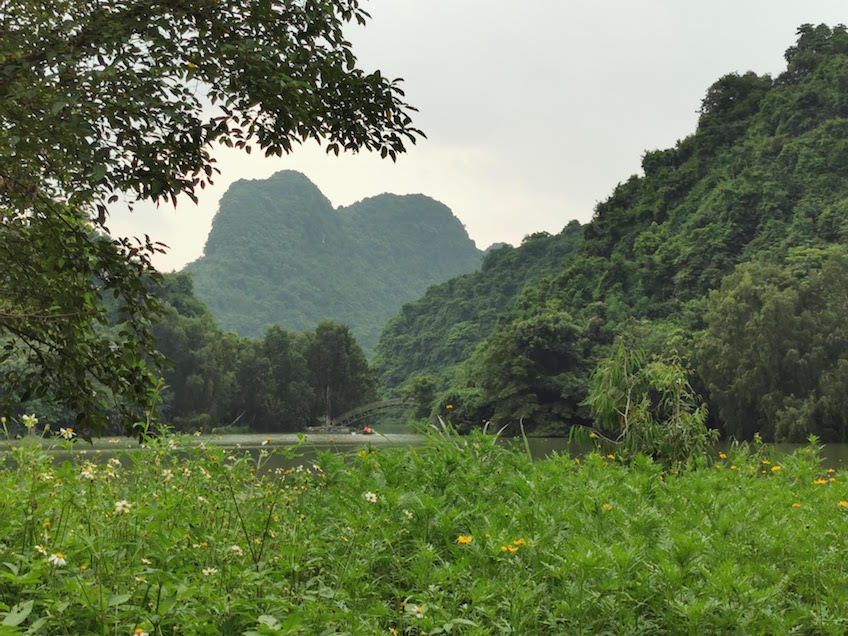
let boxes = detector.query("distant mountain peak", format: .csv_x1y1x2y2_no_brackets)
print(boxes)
185,171,483,352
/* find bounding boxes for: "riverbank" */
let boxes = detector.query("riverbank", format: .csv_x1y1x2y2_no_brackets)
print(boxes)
1,431,847,632
7,430,848,466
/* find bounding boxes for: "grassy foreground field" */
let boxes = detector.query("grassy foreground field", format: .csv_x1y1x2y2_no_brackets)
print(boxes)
1,428,847,634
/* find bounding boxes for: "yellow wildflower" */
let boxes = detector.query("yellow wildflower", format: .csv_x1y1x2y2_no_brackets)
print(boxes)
814,479,828,485
719,452,727,459
602,503,613,511
771,465,781,472
792,502,801,508
606,454,615,460
513,537,526,546
457,535,472,544
839,501,848,508
506,544,519,553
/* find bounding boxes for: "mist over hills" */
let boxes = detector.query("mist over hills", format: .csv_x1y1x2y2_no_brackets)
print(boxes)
185,170,483,351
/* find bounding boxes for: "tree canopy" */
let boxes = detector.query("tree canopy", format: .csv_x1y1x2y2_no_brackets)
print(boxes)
374,221,584,390
376,24,848,442
149,273,376,433
0,1,421,432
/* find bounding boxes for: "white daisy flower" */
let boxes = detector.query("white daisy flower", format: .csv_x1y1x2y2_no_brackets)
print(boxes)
363,491,378,504
114,500,131,515
48,552,66,567
21,413,38,430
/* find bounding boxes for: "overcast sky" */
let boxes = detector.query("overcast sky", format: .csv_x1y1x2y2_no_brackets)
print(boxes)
107,1,847,272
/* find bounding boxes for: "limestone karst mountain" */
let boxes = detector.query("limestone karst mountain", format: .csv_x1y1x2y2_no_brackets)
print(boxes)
185,170,483,352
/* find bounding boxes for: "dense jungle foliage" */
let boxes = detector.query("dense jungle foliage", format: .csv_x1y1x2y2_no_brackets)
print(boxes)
3,271,379,435
0,0,420,435
186,170,482,353
376,24,848,442
150,273,377,432
374,221,584,389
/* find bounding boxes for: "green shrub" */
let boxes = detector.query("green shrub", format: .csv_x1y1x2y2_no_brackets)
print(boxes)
584,342,718,465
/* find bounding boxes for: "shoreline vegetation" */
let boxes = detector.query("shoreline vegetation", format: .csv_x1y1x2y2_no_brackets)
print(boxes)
3,426,848,633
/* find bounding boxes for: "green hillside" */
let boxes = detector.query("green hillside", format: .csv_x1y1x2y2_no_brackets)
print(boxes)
376,24,848,441
185,171,482,352
374,222,584,389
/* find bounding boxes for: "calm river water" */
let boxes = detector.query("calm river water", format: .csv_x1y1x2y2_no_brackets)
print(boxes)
5,432,848,471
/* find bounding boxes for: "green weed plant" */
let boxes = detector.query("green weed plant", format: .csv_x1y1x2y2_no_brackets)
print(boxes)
1,423,847,634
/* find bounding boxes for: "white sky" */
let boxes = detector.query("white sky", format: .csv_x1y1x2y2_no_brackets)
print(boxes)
107,1,847,272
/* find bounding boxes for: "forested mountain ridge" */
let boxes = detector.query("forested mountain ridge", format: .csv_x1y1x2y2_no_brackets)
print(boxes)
185,170,482,351
377,24,848,442
374,221,584,389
